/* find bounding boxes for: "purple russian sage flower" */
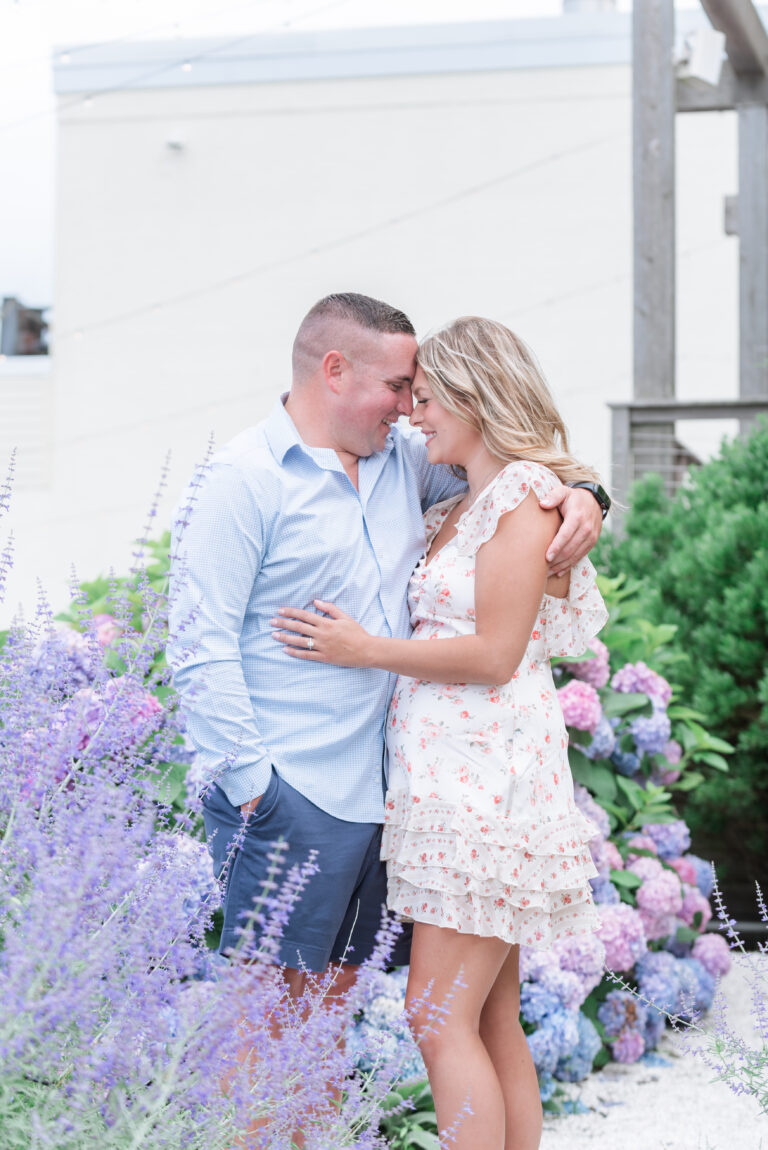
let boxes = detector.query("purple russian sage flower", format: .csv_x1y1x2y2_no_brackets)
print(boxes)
560,637,611,689
691,932,732,978
642,819,692,862
30,622,98,693
557,680,603,734
611,662,672,706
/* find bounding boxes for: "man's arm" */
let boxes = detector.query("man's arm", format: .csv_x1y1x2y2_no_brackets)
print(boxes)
539,483,606,575
167,462,273,810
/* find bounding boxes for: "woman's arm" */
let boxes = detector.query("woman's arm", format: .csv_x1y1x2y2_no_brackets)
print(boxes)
271,492,559,686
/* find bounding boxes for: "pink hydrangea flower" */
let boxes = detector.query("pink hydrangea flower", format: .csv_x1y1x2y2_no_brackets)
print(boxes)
561,637,611,689
93,613,122,648
552,933,606,998
626,834,659,864
691,933,732,978
636,870,684,940
663,739,682,766
591,837,624,876
669,856,698,886
557,680,602,734
611,662,672,706
628,856,664,883
679,886,712,932
596,903,648,971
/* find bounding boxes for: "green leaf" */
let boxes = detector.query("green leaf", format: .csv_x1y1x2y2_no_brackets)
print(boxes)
610,869,642,890
671,770,705,791
692,751,730,773
406,1131,440,1150
615,775,645,811
568,750,618,804
675,924,700,944
600,691,653,719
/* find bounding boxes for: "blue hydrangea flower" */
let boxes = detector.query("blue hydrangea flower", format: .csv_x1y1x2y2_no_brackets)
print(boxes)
538,1071,557,1103
677,957,716,1016
583,715,616,761
642,820,692,862
526,1009,580,1074
589,874,620,905
520,983,562,1025
643,1006,666,1051
555,1012,602,1082
686,854,715,898
635,951,682,1014
611,747,641,776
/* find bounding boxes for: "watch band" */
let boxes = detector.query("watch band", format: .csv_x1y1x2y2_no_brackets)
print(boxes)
568,481,611,519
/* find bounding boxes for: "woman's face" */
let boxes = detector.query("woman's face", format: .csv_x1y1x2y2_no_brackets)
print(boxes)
409,367,482,467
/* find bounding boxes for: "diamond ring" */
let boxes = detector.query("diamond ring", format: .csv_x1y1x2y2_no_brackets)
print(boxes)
307,637,314,651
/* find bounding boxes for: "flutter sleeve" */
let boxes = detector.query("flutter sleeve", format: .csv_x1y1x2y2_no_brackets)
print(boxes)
452,459,609,659
453,460,558,556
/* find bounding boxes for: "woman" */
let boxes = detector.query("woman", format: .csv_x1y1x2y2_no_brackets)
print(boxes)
271,317,607,1150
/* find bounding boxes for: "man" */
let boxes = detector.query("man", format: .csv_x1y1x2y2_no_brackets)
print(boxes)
168,292,604,989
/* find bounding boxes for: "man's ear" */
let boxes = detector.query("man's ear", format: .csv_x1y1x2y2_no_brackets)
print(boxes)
322,349,346,396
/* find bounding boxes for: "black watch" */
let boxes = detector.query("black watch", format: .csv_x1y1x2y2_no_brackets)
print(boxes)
568,481,611,520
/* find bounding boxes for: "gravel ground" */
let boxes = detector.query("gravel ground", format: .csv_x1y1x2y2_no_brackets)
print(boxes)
541,954,767,1150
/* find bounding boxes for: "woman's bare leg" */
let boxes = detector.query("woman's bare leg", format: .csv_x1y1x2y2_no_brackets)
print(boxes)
480,945,542,1150
406,923,511,1150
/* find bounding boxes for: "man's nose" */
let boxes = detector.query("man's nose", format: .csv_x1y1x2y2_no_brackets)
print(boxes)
398,390,414,417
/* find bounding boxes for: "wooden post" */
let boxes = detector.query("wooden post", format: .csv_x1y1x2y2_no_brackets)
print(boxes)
610,403,632,536
738,102,768,431
633,0,676,491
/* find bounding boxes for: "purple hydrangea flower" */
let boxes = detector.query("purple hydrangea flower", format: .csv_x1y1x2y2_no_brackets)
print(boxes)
591,836,623,876
551,933,606,999
583,715,617,761
642,820,692,862
630,707,672,756
636,870,684,941
612,1028,646,1063
596,903,648,972
677,957,716,1016
627,855,663,883
573,783,611,839
679,886,712,932
561,637,611,689
643,1007,666,1051
557,680,603,734
598,990,648,1037
691,932,732,978
611,662,672,706
526,1008,580,1074
520,983,563,1024
662,739,683,766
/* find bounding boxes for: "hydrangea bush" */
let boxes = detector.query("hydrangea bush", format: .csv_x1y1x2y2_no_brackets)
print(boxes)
0,459,739,1141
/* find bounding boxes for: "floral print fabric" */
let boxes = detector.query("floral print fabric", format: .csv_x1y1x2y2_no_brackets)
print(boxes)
381,461,609,947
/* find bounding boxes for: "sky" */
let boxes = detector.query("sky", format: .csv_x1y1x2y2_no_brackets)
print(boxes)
0,0,704,310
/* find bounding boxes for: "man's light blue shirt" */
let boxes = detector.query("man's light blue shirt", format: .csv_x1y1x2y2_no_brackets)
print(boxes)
168,398,464,823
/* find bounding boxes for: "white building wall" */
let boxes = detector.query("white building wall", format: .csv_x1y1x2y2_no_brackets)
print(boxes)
1,13,739,623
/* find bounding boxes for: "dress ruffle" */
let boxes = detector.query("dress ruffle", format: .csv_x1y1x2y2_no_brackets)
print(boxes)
541,559,609,659
454,460,560,557
382,788,601,947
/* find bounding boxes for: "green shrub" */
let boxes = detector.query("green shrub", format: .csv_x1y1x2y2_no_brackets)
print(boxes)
594,421,768,869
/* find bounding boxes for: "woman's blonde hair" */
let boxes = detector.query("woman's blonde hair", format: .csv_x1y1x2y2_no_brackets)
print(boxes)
417,316,601,486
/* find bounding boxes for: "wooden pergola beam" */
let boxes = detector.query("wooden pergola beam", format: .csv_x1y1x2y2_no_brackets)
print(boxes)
676,60,768,111
700,0,768,76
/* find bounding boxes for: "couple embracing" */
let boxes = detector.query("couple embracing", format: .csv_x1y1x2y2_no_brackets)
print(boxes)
168,292,610,1149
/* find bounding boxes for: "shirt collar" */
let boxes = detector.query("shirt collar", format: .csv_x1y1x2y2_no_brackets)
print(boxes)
263,393,396,469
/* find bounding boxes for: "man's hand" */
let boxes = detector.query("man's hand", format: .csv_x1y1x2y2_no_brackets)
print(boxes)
539,484,603,576
240,794,263,819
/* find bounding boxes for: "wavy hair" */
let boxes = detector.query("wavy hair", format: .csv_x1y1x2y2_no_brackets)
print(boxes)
416,316,602,486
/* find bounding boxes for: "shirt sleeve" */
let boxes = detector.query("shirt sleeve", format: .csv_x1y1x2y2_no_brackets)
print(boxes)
166,460,274,807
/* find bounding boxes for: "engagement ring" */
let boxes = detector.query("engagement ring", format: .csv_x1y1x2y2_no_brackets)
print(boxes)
307,637,314,651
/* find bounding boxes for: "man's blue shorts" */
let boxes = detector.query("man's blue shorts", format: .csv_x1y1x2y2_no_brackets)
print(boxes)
201,767,413,972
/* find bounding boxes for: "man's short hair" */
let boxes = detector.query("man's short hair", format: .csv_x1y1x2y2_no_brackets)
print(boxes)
300,292,415,338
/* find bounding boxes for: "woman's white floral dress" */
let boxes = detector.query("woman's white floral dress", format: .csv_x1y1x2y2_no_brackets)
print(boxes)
381,461,609,947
